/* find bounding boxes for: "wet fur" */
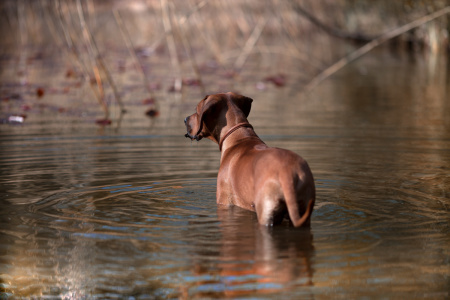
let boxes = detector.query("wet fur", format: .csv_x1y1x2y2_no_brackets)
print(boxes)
184,92,315,227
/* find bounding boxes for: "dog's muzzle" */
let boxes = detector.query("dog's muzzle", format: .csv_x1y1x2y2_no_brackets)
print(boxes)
185,132,202,141
184,116,202,141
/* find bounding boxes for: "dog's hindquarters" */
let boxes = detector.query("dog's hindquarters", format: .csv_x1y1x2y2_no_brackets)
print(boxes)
254,171,314,227
281,171,315,228
252,149,315,227
254,183,287,226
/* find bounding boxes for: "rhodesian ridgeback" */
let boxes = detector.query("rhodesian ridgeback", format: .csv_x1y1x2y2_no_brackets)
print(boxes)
184,92,315,227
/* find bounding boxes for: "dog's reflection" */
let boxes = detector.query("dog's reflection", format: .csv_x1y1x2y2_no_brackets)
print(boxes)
185,206,315,298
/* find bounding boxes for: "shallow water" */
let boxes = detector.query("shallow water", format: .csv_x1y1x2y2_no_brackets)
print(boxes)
1,48,450,299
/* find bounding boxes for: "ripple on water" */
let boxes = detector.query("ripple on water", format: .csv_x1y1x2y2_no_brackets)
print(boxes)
1,93,450,298
1,177,225,297
17,179,312,298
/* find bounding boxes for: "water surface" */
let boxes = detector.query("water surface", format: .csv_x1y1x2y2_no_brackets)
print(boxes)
1,49,449,298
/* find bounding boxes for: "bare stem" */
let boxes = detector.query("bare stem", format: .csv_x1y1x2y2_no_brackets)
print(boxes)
77,0,126,116
234,18,267,73
148,0,207,54
160,0,182,93
170,3,206,95
17,0,28,83
302,6,450,94
55,0,103,106
76,0,109,119
113,9,155,99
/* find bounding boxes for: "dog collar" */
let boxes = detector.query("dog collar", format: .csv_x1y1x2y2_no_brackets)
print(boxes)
219,122,254,151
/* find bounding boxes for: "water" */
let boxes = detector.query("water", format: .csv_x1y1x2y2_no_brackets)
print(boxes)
1,48,449,298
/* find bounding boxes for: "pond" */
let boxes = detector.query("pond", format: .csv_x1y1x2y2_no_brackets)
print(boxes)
1,47,449,298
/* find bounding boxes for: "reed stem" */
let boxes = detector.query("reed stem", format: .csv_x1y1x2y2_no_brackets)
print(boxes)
302,6,450,94
113,9,155,99
76,0,109,119
160,0,182,93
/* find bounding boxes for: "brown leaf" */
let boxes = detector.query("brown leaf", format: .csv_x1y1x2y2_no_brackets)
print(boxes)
265,74,286,87
36,87,45,98
66,69,76,78
183,78,202,86
95,119,112,125
145,109,159,118
21,104,31,111
142,98,156,105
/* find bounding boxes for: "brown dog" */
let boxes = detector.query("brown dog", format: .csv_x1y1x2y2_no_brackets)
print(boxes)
184,92,315,227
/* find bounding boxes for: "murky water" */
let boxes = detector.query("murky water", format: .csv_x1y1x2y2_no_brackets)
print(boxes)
1,47,449,298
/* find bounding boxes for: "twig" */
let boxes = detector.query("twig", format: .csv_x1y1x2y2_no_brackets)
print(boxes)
148,0,206,54
234,18,267,73
186,2,226,67
97,52,126,113
40,0,62,48
160,0,182,93
302,6,450,94
113,9,155,99
86,0,96,29
292,3,374,42
55,0,103,105
17,0,28,84
76,0,109,119
77,0,126,114
170,2,206,95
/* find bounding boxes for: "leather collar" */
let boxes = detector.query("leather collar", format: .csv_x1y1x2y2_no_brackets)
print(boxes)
219,123,253,151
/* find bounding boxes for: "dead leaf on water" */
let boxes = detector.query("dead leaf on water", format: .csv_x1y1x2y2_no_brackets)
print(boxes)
36,87,45,98
95,119,112,125
21,104,31,111
145,108,159,118
142,98,156,105
265,74,286,87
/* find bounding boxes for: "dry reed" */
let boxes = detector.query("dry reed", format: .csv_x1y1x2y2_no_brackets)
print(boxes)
1,0,449,124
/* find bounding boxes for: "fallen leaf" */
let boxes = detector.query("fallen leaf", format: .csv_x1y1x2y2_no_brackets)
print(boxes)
142,98,156,105
145,109,159,118
95,119,112,125
265,74,286,87
66,69,76,78
36,87,45,98
21,104,31,111
183,78,202,86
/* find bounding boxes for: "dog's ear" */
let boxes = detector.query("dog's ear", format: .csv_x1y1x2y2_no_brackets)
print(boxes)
231,94,253,117
195,96,222,137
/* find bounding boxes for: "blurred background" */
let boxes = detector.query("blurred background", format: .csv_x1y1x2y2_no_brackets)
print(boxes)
1,0,449,128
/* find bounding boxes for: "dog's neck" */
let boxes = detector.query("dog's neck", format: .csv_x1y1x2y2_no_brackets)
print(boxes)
219,123,253,151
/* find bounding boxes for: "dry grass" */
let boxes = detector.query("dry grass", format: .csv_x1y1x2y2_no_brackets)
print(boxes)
0,0,449,122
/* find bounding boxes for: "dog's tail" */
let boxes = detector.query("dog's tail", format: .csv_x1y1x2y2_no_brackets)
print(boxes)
283,177,315,228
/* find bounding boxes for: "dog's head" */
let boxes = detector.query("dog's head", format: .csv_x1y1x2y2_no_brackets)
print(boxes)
184,92,253,143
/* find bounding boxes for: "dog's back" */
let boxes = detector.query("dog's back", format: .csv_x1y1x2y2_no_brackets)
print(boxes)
185,92,315,227
220,144,315,227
